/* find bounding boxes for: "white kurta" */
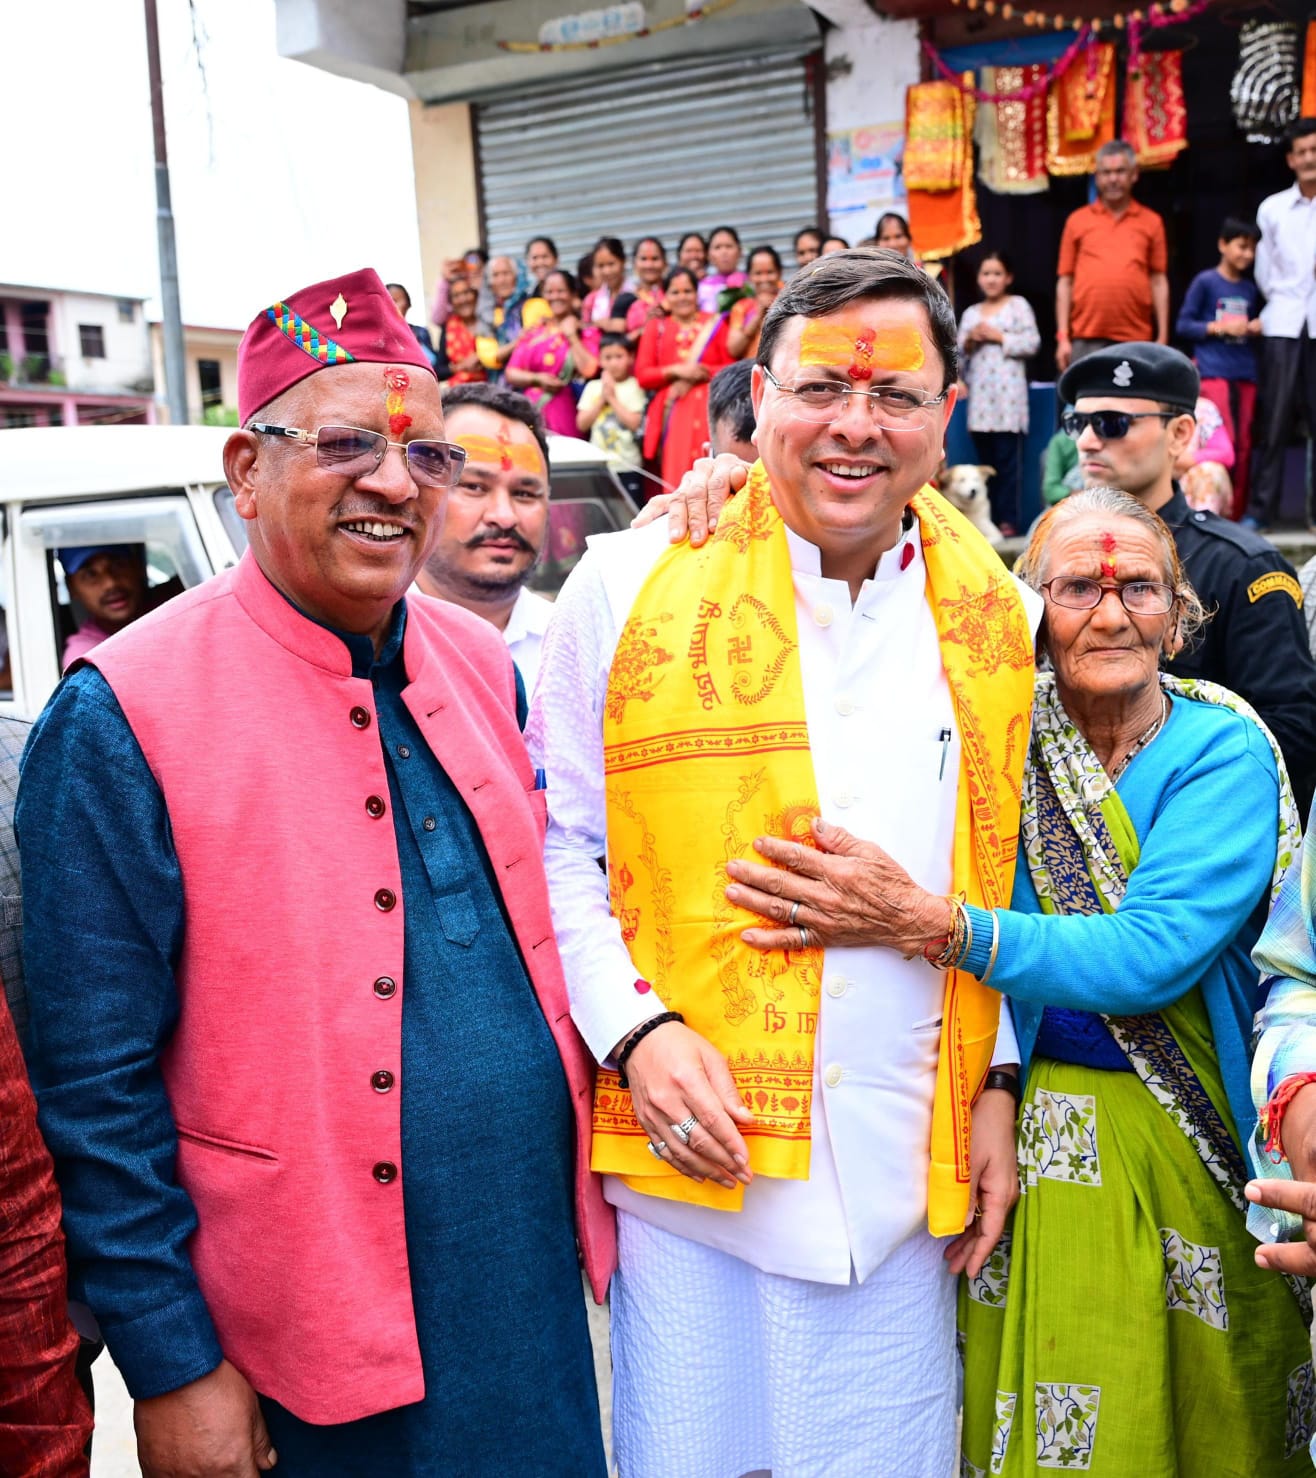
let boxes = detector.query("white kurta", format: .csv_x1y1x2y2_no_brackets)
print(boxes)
504,584,554,697
527,517,1033,1476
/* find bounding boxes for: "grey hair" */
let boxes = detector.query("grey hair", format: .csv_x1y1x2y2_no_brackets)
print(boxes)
756,247,958,391
1015,486,1208,649
1095,139,1138,167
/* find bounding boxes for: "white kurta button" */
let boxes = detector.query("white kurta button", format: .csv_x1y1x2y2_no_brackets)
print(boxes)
834,696,855,716
813,603,834,628
823,1063,844,1088
826,976,848,998
834,791,853,808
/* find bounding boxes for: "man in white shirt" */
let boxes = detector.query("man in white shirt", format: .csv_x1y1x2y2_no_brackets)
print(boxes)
528,251,1034,1478
1249,118,1316,528
414,383,554,693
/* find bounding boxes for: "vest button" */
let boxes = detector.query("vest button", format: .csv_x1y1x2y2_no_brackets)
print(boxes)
350,706,371,729
371,1069,395,1093
423,816,437,832
374,888,397,912
366,794,386,818
372,1161,398,1184
396,743,411,760
373,976,397,998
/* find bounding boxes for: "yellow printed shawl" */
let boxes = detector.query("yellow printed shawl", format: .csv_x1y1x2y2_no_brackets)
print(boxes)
596,465,1035,1232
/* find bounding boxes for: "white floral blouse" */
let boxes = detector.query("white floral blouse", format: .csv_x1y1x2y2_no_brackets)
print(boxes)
957,296,1041,434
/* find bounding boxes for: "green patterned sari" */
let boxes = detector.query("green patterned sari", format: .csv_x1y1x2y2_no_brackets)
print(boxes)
958,675,1313,1476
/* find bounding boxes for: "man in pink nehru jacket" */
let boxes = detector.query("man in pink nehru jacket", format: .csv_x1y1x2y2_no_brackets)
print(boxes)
17,267,613,1477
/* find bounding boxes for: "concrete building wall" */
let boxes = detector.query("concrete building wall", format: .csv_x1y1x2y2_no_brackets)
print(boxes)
409,100,481,332
51,291,153,395
150,324,243,424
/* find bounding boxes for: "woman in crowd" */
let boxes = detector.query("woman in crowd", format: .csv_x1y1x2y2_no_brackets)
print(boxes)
582,236,629,333
428,248,487,340
1178,394,1236,516
576,251,599,299
505,268,599,438
434,276,487,385
636,265,732,489
957,249,1041,535
821,234,850,255
624,237,669,342
726,245,784,361
875,211,917,259
793,225,823,270
697,226,746,312
525,235,559,287
476,255,531,376
677,232,708,279
730,487,1313,1475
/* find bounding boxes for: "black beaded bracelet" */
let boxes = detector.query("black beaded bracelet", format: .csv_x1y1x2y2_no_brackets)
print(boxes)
982,1069,1022,1108
617,1011,685,1089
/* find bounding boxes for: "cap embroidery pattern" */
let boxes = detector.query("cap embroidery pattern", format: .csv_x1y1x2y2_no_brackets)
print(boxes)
1112,360,1134,388
265,301,356,367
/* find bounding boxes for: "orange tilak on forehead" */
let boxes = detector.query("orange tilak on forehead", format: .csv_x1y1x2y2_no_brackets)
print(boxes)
454,429,545,476
382,367,412,439
799,320,925,382
1099,530,1118,579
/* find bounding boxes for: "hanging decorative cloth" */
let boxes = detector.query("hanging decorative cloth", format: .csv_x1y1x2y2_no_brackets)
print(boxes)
906,77,982,260
1124,49,1189,168
976,64,1049,194
1047,42,1116,177
1231,20,1301,146
905,79,969,192
1302,19,1316,119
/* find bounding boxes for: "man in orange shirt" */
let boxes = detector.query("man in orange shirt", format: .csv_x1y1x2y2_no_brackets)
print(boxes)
1055,140,1169,372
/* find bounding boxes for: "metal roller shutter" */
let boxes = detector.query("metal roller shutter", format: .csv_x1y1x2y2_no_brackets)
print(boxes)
475,49,821,271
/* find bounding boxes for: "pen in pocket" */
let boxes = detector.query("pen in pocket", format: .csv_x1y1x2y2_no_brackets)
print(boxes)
937,728,952,780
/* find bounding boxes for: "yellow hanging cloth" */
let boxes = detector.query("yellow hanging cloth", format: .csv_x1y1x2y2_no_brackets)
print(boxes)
594,463,1035,1233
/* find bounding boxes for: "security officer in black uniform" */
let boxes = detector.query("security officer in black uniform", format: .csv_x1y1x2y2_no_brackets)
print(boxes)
1059,343,1316,815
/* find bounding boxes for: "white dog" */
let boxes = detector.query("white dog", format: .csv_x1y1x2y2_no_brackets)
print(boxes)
939,464,1004,546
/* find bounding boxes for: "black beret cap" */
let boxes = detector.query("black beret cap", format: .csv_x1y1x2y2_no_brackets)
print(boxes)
1058,342,1200,414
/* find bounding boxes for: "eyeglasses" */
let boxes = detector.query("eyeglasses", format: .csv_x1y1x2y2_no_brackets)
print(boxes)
760,366,947,430
1061,409,1180,441
250,423,467,489
1041,577,1177,615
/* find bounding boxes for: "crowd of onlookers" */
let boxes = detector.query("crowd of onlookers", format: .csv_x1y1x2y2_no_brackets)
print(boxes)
387,119,1316,539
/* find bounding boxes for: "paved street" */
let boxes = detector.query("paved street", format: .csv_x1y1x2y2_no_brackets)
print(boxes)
91,1283,613,1476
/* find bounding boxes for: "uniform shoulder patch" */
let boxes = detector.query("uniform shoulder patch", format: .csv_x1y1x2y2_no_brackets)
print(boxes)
1247,571,1304,607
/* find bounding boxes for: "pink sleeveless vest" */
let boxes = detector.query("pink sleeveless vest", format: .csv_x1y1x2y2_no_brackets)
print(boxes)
89,553,614,1423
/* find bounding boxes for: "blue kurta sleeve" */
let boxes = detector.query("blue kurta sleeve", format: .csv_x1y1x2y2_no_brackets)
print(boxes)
17,668,223,1399
963,710,1278,1015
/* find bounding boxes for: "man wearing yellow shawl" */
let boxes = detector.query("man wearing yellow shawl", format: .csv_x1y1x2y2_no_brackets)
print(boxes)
528,250,1038,1477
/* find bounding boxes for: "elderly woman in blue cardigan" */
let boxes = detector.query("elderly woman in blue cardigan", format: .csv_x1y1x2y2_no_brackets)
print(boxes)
727,486,1314,1475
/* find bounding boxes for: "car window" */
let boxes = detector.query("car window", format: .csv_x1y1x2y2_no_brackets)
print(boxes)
529,465,638,596
214,486,249,552
20,496,211,675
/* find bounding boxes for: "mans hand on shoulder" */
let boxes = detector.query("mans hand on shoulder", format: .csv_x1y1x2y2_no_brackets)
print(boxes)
630,453,751,545
136,1360,276,1478
615,1020,754,1191
945,1080,1020,1279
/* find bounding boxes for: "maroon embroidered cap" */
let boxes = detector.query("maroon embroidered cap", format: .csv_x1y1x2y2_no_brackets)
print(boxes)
237,267,434,423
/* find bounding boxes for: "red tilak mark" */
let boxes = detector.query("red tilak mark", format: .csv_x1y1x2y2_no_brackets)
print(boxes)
633,978,652,995
384,368,411,392
851,334,875,382
900,542,915,571
1099,532,1117,553
389,413,412,438
1100,559,1117,579
497,424,514,472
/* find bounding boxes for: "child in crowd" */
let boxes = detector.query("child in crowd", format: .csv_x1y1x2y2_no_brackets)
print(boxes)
576,333,647,503
1176,217,1262,520
957,250,1041,535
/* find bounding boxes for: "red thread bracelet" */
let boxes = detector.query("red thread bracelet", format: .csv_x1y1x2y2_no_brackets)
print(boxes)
1261,1072,1316,1163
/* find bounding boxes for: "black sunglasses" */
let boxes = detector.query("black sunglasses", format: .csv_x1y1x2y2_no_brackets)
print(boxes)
1061,409,1180,441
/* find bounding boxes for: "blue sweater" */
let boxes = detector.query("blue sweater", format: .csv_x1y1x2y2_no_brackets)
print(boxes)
1176,268,1260,382
965,695,1278,1150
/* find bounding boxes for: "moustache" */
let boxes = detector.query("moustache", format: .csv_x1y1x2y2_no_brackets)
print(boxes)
466,529,535,555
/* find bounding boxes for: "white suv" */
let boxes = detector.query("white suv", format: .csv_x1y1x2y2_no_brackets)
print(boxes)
0,424,636,717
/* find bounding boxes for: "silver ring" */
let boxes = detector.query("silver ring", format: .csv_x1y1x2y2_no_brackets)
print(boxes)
670,1114,699,1145
798,925,809,950
788,900,801,926
647,1139,667,1160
